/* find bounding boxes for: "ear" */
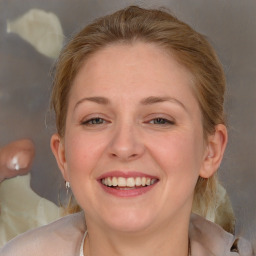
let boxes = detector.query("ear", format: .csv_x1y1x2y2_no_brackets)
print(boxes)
199,124,228,178
50,133,69,181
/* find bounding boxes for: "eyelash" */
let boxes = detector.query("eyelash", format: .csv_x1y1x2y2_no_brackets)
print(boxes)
148,118,175,126
81,117,106,126
81,117,175,127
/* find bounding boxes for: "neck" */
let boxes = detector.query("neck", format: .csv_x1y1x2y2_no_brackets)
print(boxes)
84,213,190,256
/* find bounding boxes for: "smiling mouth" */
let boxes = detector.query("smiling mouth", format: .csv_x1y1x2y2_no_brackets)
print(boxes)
101,177,158,189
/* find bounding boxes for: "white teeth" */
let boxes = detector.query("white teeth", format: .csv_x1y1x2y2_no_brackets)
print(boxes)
117,177,126,187
112,177,118,186
101,176,158,188
107,177,112,186
127,177,135,187
135,177,142,186
151,178,157,185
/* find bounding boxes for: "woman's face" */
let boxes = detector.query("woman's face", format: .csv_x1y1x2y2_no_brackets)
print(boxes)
52,42,215,233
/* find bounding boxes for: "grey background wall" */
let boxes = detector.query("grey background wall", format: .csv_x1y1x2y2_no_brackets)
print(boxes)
0,0,255,246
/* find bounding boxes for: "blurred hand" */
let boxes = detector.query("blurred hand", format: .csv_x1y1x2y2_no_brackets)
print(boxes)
0,139,35,182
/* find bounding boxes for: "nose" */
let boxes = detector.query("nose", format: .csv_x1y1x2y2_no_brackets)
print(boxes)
107,123,145,161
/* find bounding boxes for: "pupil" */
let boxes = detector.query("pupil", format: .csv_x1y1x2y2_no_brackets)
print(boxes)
93,118,101,124
156,118,164,124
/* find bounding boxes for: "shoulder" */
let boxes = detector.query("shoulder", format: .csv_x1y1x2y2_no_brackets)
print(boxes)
189,213,254,256
0,212,86,256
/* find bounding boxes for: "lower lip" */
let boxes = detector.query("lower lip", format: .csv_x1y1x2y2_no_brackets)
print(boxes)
99,182,158,197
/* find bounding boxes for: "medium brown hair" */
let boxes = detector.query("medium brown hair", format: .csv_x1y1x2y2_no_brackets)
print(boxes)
51,6,234,232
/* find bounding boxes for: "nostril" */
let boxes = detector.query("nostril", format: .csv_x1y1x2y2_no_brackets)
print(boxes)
107,133,145,160
110,152,138,160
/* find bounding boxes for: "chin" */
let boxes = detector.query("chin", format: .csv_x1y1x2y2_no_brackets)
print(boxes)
100,208,156,233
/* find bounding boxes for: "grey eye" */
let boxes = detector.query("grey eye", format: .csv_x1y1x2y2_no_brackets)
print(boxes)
82,118,105,125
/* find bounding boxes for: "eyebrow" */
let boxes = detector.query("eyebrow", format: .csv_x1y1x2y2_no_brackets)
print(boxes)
74,96,187,111
74,96,110,110
140,96,187,111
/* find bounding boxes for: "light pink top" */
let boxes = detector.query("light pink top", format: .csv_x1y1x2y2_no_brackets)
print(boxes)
0,212,254,256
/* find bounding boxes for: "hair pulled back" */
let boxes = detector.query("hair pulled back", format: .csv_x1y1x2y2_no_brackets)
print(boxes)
51,6,234,232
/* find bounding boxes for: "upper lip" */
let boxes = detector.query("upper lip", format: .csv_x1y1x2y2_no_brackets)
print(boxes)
97,170,159,180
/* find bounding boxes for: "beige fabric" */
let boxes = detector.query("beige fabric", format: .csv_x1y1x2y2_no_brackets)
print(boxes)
7,9,64,58
0,174,63,248
189,214,254,256
0,212,85,256
0,211,254,256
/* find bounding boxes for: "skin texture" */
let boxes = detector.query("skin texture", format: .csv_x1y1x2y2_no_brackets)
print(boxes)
51,42,227,256
0,139,35,182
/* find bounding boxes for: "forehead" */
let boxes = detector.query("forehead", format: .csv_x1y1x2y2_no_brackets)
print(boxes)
70,42,196,99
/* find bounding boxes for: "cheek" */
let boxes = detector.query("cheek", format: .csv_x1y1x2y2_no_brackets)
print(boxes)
64,133,107,177
148,130,204,178
63,133,107,207
144,131,204,215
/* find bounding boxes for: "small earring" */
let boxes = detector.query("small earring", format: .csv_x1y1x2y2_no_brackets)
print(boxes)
65,181,70,188
65,181,70,194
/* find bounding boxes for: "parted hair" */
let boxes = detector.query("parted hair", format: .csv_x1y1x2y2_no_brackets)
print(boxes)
51,6,235,233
